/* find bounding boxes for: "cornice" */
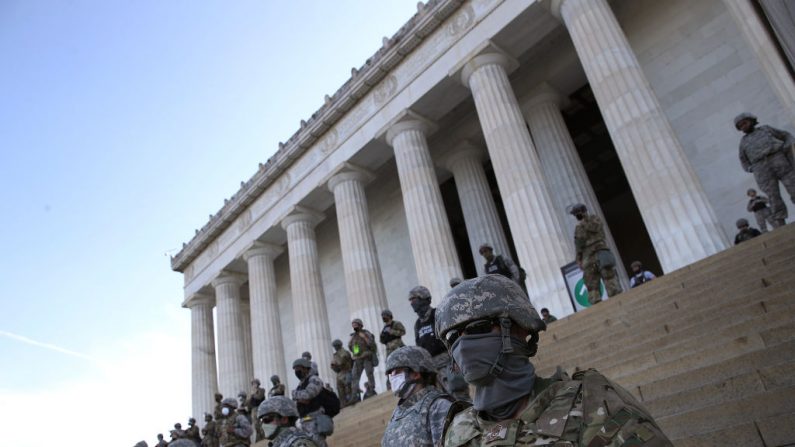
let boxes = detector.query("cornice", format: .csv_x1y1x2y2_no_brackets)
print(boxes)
171,0,465,273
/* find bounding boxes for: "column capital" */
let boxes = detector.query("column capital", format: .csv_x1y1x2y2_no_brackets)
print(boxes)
452,41,519,87
211,271,246,288
280,205,325,230
183,292,214,309
437,140,487,172
243,241,284,262
520,82,567,115
541,0,565,19
382,110,438,146
326,162,375,192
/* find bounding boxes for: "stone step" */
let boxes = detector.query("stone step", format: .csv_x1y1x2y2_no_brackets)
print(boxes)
672,412,795,447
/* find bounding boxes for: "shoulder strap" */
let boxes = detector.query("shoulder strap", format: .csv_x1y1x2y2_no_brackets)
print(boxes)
439,399,473,446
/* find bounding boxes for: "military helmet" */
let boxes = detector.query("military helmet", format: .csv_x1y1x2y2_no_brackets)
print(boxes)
435,274,545,347
381,309,393,318
736,218,750,228
221,398,238,408
747,188,757,195
734,112,757,126
188,417,196,424
252,378,261,386
385,346,436,374
257,396,299,419
167,440,195,447
568,203,587,215
332,339,343,348
449,277,462,288
351,318,363,326
630,260,643,270
478,243,493,253
292,358,312,369
301,351,312,360
174,423,182,429
270,374,280,383
408,285,431,300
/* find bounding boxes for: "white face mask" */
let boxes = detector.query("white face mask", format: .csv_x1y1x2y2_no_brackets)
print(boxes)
389,371,414,398
221,407,231,416
262,423,280,439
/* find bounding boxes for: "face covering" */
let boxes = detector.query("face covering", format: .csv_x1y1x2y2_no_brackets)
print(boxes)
262,423,280,439
388,371,416,399
411,299,430,315
451,332,535,420
294,369,306,380
221,407,231,416
353,326,361,332
382,318,390,323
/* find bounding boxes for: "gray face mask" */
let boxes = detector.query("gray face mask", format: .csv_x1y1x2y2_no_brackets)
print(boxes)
451,333,535,420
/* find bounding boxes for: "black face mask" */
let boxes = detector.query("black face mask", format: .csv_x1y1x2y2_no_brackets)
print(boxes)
382,318,390,323
411,299,430,315
575,213,585,221
353,326,361,332
294,369,306,380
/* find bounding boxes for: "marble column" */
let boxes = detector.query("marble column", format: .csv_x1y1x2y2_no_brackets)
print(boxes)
240,297,254,386
244,242,287,385
722,0,795,126
458,48,573,317
328,165,389,390
521,83,629,288
281,208,334,383
438,143,511,275
212,272,248,399
186,293,218,420
548,0,729,272
386,112,463,303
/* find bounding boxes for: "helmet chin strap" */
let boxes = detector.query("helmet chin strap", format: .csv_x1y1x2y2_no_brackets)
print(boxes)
397,376,420,399
488,318,514,377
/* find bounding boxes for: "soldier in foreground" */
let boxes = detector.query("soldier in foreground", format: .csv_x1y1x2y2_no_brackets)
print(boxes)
217,397,253,446
437,275,672,446
381,346,455,447
330,339,354,406
736,112,795,228
348,318,377,398
411,285,470,402
380,309,406,389
292,358,334,447
269,375,286,397
570,203,621,304
256,396,318,446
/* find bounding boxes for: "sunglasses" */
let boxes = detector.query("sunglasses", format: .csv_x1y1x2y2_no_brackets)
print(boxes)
443,319,497,347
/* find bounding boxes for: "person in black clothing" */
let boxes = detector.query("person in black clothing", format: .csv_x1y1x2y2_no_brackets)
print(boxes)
409,285,470,402
734,218,762,244
479,243,522,285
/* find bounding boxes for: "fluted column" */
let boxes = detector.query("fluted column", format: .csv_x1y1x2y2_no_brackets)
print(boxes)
186,293,218,420
439,143,511,275
212,272,248,398
723,0,795,126
521,83,629,288
386,113,463,303
240,298,254,387
459,48,573,317
328,166,388,390
244,242,287,385
548,0,729,272
281,208,333,383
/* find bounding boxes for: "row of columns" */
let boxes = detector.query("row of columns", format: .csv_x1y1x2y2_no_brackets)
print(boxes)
188,0,741,419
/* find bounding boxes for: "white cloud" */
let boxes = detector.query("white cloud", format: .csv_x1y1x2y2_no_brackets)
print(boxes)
0,311,192,447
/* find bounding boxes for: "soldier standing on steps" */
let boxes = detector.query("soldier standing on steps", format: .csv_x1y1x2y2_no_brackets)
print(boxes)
348,318,377,398
746,188,775,232
331,339,353,406
269,375,285,397
734,218,762,244
155,434,168,447
736,112,795,228
570,203,622,305
213,393,224,421
218,397,253,447
380,309,406,390
184,418,201,444
437,275,672,446
201,413,218,447
248,379,266,441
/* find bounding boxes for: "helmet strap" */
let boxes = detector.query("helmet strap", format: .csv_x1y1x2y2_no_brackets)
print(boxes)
488,318,513,377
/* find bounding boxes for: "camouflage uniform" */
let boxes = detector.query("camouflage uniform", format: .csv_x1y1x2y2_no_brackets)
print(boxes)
156,436,169,447
292,360,332,447
269,375,286,398
747,194,774,232
380,318,407,358
201,417,218,447
436,275,671,447
256,396,318,447
218,399,253,447
348,321,377,395
381,346,454,447
738,119,795,225
213,394,224,422
184,420,202,444
331,340,353,406
248,381,266,442
573,211,621,304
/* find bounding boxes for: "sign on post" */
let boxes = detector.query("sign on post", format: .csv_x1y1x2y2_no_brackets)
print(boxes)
561,261,608,312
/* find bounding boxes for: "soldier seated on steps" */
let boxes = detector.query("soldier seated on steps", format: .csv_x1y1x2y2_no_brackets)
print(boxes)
437,274,673,446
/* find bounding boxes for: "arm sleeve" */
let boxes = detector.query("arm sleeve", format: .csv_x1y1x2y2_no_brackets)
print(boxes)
293,376,324,401
390,321,406,337
645,271,656,280
234,415,253,438
767,126,795,146
739,146,752,172
504,257,521,283
429,398,454,446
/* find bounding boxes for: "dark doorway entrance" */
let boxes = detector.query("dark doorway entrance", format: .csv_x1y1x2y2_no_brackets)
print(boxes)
561,85,663,278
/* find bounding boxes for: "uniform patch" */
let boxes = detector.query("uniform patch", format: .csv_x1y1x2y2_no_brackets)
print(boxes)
484,424,508,443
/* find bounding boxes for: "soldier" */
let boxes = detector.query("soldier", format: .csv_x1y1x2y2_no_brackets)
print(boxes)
629,260,656,288
256,396,318,446
331,339,353,406
236,391,248,417
348,318,377,398
363,381,377,399
302,352,319,377
292,358,333,447
478,243,521,284
747,188,775,232
540,308,557,324
736,112,795,228
155,434,168,447
213,393,224,421
184,418,201,444
734,218,762,244
410,285,470,402
173,423,186,439
269,375,286,397
381,346,455,447
380,309,406,390
201,413,218,447
436,275,672,446
570,203,622,304
217,397,253,447
248,379,266,441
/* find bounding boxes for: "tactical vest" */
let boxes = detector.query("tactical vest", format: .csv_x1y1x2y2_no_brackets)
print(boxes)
218,415,251,447
415,309,447,356
380,323,401,344
382,388,452,447
271,427,316,447
484,256,512,278
295,376,324,416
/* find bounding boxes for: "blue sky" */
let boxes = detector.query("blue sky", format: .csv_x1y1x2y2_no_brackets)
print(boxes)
0,1,416,444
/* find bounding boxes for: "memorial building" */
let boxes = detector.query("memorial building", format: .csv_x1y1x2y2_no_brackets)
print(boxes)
170,0,795,419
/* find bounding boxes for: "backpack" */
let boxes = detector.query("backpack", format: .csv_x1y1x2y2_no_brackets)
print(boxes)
316,387,341,417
